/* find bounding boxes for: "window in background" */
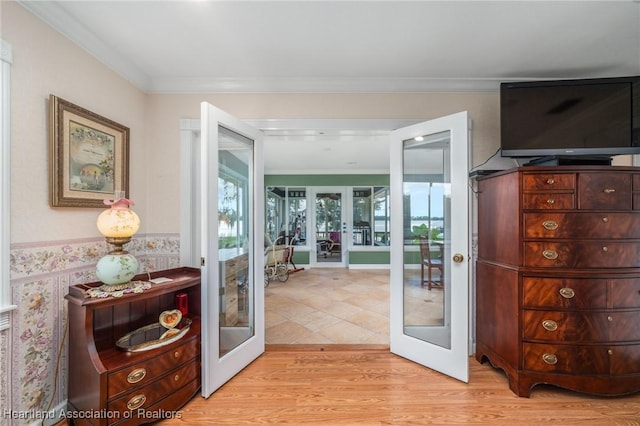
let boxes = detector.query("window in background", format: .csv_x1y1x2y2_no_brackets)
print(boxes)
403,181,446,246
374,186,391,246
265,187,284,244
353,188,372,246
265,187,307,246
353,186,390,246
218,168,247,249
287,188,306,245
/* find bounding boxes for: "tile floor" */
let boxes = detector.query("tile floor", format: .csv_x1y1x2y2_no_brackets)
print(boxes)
265,267,444,345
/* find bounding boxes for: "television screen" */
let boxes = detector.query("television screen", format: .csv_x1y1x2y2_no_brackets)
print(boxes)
500,76,640,158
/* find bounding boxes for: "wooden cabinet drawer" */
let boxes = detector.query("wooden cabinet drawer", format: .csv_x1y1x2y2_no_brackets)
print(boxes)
611,278,640,308
523,277,607,309
523,343,610,374
524,343,640,376
610,345,640,375
109,379,201,426
524,241,640,268
578,173,632,210
523,173,575,191
523,193,574,210
108,337,199,398
524,212,640,239
108,358,200,420
523,310,640,342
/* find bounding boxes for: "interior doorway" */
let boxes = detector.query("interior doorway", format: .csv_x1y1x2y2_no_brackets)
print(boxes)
179,118,428,347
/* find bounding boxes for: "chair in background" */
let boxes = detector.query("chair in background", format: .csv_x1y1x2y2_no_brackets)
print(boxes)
419,235,443,290
327,231,342,255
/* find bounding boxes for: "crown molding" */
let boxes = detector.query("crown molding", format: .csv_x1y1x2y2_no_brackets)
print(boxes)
17,0,151,91
147,76,503,93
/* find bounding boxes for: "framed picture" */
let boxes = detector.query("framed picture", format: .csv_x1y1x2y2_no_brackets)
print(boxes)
49,95,130,207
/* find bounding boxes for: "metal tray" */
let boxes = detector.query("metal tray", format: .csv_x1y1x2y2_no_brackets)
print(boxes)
116,318,192,352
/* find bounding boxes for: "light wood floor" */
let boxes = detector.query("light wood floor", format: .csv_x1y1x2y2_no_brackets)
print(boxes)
163,348,640,425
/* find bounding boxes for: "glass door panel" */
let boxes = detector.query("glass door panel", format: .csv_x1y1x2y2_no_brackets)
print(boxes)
315,191,343,264
218,126,253,356
402,132,450,347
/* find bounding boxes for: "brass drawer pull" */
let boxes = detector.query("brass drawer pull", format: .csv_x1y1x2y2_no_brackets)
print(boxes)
602,246,608,252
607,316,613,322
559,287,575,299
602,217,609,223
542,220,558,230
174,374,180,381
542,249,558,260
546,178,555,185
127,394,146,410
174,351,181,359
546,199,555,205
542,320,558,332
127,368,146,384
603,188,616,194
608,349,613,355
542,353,558,365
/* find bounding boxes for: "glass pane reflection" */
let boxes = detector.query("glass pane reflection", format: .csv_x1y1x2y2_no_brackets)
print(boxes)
218,125,254,357
402,131,452,349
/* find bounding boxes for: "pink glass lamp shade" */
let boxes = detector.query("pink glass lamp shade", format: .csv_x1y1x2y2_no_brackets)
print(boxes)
96,193,141,288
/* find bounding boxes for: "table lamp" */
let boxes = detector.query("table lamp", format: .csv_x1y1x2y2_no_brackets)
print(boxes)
95,191,140,292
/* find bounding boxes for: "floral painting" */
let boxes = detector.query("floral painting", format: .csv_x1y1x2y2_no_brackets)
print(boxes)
49,95,129,208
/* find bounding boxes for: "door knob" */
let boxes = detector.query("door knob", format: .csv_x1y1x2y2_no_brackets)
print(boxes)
452,253,464,263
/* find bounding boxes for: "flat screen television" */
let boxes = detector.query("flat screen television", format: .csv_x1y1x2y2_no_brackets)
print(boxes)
500,76,640,160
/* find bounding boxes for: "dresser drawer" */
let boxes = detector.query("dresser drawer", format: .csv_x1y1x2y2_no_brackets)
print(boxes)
523,193,574,210
611,278,640,308
113,379,201,426
610,345,640,375
108,336,199,399
524,212,640,239
523,343,610,375
523,310,640,342
522,277,607,309
108,358,200,421
578,173,632,210
523,241,640,268
523,173,575,191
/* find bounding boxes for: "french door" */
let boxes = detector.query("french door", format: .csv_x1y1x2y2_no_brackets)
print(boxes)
311,187,347,267
200,103,265,397
389,111,470,382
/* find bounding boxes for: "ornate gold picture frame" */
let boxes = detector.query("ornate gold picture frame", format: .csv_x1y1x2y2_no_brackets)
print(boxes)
49,95,129,207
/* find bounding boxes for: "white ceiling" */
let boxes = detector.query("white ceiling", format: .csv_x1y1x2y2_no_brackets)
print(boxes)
16,0,640,172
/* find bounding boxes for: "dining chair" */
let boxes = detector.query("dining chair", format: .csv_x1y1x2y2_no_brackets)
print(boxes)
419,235,444,290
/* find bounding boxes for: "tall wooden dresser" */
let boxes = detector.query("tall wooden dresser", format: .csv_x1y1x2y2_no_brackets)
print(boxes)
476,165,640,397
66,267,201,425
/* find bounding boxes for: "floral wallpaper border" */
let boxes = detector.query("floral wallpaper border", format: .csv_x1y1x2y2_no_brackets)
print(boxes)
4,233,180,426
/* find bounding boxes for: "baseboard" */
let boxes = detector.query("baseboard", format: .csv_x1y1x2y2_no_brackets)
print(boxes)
266,344,390,352
347,264,390,270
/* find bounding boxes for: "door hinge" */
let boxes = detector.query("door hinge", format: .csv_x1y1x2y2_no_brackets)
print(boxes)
200,257,206,267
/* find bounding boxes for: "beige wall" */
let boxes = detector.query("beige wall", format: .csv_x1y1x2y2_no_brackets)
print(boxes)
3,2,147,244
145,92,500,232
